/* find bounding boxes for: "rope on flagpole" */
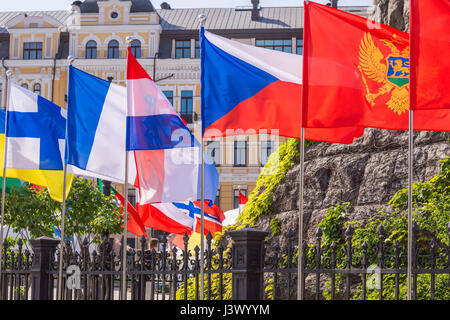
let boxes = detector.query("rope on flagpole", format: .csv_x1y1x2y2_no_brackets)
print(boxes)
198,12,207,301
0,69,12,300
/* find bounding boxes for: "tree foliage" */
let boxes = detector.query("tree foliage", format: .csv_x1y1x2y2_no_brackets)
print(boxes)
318,157,450,300
3,177,124,247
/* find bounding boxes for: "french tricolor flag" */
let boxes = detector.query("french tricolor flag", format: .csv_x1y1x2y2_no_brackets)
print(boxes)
126,47,219,205
201,30,364,144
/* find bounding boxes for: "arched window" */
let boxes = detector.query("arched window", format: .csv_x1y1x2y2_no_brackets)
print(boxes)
33,83,41,95
107,40,120,59
130,39,141,58
21,83,28,89
85,40,97,59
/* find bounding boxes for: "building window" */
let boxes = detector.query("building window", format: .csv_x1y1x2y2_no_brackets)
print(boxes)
128,188,136,207
175,40,191,58
207,141,220,166
23,42,43,60
131,39,141,58
215,188,220,207
180,90,193,123
33,83,41,95
260,140,273,166
180,90,193,114
233,189,247,209
110,11,119,19
85,40,97,59
255,39,292,53
163,90,173,105
296,39,303,55
234,141,247,167
21,83,29,89
107,40,120,59
195,40,200,58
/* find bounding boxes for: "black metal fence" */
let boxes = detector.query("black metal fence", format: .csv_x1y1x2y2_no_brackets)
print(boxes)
1,223,449,300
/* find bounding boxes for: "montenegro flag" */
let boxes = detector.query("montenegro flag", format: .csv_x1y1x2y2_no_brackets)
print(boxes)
410,0,450,110
302,1,450,132
0,109,73,202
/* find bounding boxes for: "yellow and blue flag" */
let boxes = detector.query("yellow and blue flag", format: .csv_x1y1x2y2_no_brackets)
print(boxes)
0,84,73,202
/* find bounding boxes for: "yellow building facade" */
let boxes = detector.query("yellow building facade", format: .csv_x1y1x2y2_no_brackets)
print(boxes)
0,0,371,214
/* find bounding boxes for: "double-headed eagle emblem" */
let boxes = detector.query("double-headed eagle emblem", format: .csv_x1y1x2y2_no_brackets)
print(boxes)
358,33,410,115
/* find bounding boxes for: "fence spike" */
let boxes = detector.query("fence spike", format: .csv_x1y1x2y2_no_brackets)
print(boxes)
345,225,353,237
315,227,323,238
378,224,385,237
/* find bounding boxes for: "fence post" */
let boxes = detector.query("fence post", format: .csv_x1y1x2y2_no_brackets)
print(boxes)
228,228,268,300
30,236,59,300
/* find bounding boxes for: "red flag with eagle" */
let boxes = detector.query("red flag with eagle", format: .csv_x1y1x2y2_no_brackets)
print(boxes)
302,1,450,131
410,0,450,110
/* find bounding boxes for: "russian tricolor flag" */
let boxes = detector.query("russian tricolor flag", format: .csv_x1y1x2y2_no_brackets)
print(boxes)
201,30,364,144
127,47,219,204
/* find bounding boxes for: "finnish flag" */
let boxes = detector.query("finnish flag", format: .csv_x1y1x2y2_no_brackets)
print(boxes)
66,66,136,184
6,83,66,171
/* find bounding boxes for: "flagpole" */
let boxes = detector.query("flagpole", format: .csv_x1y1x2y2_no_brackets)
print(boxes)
297,0,309,301
57,163,68,300
57,56,75,300
407,110,414,300
121,151,129,300
199,13,207,301
0,69,12,300
297,128,305,300
238,187,241,216
121,36,134,301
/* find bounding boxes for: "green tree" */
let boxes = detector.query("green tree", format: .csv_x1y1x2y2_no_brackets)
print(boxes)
3,177,124,250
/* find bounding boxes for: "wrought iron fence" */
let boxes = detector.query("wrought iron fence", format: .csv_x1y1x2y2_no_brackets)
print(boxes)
0,239,33,300
1,223,449,300
263,223,450,300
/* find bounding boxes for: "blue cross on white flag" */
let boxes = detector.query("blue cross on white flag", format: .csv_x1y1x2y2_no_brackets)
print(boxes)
6,83,66,170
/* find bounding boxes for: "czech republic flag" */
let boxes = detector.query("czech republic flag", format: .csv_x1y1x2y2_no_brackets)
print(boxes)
200,29,364,144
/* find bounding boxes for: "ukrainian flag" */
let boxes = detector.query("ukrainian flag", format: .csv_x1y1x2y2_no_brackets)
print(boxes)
0,108,73,202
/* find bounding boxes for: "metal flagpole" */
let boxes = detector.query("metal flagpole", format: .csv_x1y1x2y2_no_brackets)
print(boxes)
0,69,12,300
57,163,68,300
198,13,207,301
200,138,205,301
407,110,413,300
121,35,134,300
121,151,130,300
407,8,414,300
297,128,305,300
57,56,75,300
297,0,310,301
238,187,242,216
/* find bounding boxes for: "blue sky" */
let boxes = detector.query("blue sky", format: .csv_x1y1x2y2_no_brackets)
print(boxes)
0,0,374,12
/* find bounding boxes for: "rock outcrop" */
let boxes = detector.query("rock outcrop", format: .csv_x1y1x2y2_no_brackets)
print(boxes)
255,130,449,246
